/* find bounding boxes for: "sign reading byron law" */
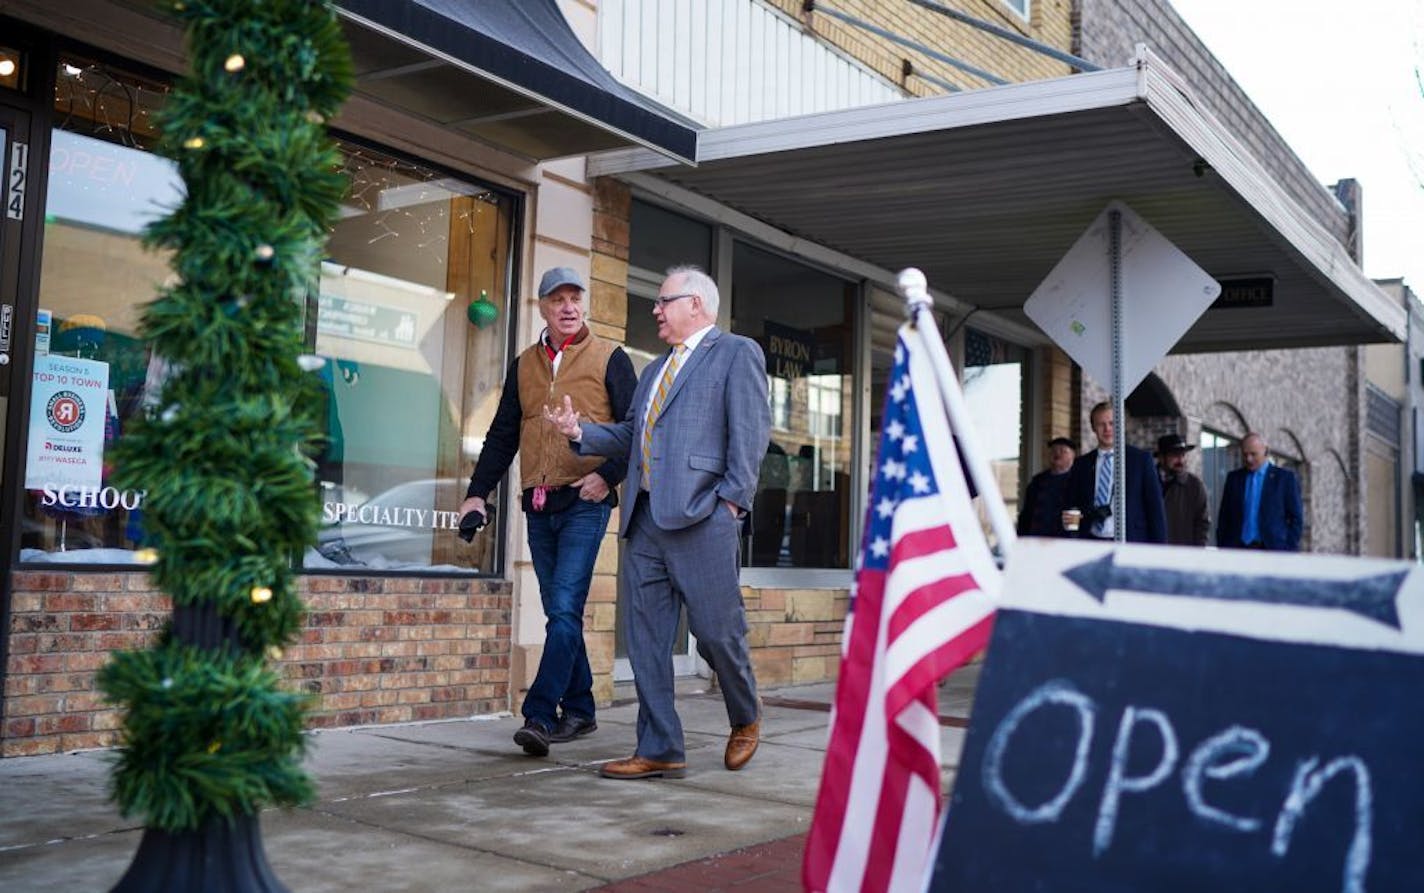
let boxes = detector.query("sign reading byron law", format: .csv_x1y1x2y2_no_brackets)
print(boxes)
764,320,814,379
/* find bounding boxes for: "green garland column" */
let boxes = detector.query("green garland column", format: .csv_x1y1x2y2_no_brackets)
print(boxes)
96,1,352,890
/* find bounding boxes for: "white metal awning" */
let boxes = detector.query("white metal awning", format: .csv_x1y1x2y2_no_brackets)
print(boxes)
591,47,1403,352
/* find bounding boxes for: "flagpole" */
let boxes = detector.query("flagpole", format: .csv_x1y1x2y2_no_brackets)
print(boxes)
896,268,1017,557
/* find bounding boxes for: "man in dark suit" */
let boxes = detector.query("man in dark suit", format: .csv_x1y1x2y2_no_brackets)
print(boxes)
1216,432,1303,551
546,265,770,780
1061,402,1167,543
1017,436,1076,537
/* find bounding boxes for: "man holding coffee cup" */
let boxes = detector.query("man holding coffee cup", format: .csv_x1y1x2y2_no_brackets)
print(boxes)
1061,402,1167,543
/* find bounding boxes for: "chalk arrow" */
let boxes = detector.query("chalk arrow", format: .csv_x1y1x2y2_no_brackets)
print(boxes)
1062,552,1406,630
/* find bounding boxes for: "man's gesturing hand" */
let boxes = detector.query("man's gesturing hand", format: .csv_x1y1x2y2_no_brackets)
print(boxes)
543,394,583,441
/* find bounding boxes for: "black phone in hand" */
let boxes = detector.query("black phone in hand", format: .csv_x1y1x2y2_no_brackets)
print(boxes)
458,508,490,543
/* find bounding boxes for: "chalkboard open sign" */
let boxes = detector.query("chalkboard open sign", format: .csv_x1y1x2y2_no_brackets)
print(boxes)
930,540,1422,893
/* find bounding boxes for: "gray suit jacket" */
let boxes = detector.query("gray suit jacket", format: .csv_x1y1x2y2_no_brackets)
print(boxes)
577,327,771,538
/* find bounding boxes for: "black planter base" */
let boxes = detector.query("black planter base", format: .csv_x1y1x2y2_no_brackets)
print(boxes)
110,813,290,893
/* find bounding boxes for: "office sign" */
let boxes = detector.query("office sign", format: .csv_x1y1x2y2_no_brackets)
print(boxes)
930,539,1423,893
1214,277,1275,310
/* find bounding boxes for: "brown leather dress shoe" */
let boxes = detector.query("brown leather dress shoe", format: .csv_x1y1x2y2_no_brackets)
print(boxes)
600,755,687,779
724,720,760,771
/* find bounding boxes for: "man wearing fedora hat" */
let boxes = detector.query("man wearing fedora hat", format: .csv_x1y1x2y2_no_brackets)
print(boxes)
1155,433,1209,547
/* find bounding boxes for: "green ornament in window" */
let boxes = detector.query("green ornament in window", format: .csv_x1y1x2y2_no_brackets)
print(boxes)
467,289,498,328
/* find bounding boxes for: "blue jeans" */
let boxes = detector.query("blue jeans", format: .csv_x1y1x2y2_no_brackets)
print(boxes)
522,498,612,729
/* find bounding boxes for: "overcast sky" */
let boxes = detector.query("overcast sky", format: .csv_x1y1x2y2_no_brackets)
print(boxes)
1169,0,1424,294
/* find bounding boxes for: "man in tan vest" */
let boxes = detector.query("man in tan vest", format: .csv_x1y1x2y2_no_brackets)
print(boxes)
459,267,636,757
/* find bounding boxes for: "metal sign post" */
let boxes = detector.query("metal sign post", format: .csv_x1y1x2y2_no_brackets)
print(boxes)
1110,209,1126,544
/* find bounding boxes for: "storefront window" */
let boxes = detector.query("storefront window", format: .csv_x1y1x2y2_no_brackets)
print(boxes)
18,56,517,574
1199,428,1238,529
309,144,515,573
733,242,855,569
19,56,174,563
963,327,1028,545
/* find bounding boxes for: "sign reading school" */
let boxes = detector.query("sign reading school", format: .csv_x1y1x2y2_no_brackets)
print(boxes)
930,539,1423,893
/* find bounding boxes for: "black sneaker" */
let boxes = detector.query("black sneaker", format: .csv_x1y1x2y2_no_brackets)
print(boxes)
548,714,598,743
513,719,550,757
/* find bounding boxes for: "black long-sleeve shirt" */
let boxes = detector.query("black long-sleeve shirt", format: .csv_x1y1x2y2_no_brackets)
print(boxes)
465,346,637,503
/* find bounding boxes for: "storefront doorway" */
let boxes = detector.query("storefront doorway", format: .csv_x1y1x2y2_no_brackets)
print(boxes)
0,97,37,690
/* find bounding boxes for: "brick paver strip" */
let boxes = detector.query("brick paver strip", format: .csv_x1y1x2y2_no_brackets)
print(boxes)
762,695,968,728
589,833,807,892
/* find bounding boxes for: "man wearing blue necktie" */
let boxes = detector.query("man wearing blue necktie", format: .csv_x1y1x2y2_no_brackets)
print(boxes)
1061,402,1167,544
1216,432,1303,551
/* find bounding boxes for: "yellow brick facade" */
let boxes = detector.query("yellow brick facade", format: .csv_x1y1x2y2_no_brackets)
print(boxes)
763,0,1074,94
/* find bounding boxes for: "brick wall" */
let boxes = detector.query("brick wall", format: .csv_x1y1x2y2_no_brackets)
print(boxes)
762,0,1074,96
1075,0,1348,241
3,571,512,757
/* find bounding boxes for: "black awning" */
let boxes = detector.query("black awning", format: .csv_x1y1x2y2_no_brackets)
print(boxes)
337,0,697,164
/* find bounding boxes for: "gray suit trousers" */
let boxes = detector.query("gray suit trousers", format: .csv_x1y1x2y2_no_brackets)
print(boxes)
623,496,759,763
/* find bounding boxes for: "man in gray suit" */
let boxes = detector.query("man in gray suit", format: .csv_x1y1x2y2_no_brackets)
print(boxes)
545,265,770,779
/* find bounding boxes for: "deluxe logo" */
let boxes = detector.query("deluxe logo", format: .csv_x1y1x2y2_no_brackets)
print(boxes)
46,390,85,434
43,441,83,453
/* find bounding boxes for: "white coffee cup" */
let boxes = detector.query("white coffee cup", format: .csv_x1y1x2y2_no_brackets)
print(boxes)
1062,508,1082,532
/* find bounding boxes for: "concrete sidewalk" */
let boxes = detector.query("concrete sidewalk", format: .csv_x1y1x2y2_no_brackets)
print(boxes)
0,668,978,892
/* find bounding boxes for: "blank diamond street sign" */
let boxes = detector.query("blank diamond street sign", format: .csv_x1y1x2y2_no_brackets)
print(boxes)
1024,201,1221,393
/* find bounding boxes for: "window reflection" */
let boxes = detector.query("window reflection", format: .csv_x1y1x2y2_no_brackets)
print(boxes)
963,327,1027,548
1199,428,1238,535
308,144,515,573
733,242,854,569
19,57,175,562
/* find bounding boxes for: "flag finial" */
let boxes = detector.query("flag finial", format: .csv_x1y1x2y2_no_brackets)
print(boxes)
897,267,931,310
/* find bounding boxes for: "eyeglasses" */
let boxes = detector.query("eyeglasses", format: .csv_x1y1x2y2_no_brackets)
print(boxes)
652,292,696,309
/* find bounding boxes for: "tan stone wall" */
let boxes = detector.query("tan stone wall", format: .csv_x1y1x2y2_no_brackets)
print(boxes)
764,0,1075,96
1037,345,1076,445
744,587,849,687
3,571,512,757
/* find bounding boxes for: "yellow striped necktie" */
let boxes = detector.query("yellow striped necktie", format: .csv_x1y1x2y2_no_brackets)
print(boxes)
641,344,685,489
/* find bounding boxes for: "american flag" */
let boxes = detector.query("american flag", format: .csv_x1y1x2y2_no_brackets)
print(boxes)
803,326,1002,893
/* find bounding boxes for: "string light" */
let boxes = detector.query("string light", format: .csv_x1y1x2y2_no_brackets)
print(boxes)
134,548,159,564
266,645,284,661
183,136,205,150
250,586,273,603
0,59,16,78
223,54,245,73
297,354,325,372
